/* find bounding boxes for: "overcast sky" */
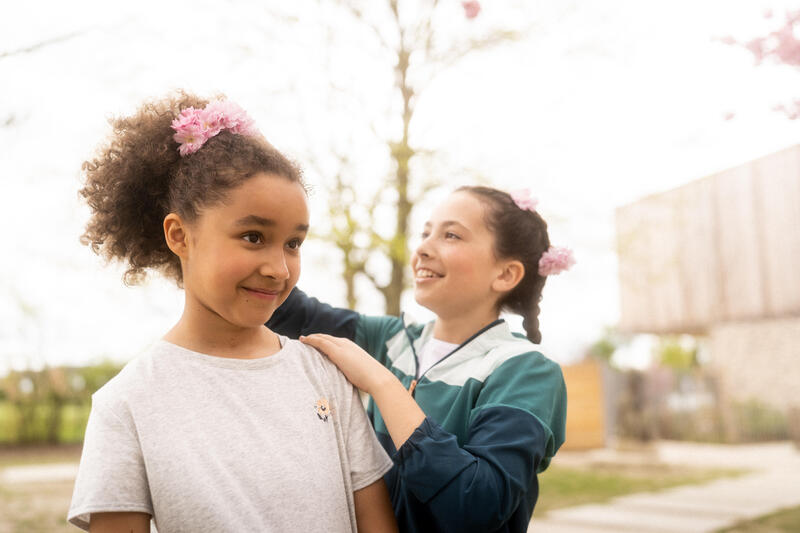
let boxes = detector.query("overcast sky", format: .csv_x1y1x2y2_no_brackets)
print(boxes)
2,0,800,374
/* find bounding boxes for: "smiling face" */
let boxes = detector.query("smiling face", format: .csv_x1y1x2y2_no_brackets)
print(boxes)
177,172,309,331
411,191,509,321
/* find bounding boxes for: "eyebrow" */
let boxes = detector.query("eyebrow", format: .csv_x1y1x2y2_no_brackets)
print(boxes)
235,215,309,232
423,220,468,231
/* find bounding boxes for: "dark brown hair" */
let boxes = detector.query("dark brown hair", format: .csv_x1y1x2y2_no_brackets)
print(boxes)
80,91,303,285
457,186,551,343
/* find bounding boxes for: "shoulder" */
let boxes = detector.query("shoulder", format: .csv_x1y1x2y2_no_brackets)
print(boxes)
478,328,563,379
90,341,192,417
481,338,565,400
354,314,405,342
90,345,159,407
280,338,354,391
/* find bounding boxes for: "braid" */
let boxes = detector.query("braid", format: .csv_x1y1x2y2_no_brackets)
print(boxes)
520,275,547,343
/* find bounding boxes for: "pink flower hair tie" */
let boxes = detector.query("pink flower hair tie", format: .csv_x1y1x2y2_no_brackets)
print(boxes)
510,189,539,212
171,100,259,156
538,246,575,276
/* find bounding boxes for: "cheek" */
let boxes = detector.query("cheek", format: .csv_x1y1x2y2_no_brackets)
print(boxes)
446,249,478,274
288,255,301,279
211,253,251,283
448,248,494,282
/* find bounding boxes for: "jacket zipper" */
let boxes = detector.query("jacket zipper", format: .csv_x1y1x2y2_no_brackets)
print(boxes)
401,316,504,397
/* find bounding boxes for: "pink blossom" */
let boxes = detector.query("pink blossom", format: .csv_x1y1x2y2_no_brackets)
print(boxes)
462,1,480,20
775,100,800,120
744,38,766,63
510,188,538,212
538,246,575,277
722,111,736,121
772,23,800,66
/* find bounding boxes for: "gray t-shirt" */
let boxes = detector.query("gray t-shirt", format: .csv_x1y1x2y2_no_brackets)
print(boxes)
68,336,393,532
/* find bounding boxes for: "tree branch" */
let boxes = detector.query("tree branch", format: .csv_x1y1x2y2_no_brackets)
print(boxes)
0,31,86,60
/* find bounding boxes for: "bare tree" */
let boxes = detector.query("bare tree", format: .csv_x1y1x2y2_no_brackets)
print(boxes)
302,0,528,314
0,31,85,61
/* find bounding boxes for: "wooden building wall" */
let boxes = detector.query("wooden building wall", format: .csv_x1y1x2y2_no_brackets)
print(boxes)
616,144,800,334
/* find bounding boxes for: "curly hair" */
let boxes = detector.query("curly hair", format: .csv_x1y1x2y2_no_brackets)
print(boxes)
457,186,551,344
80,91,303,285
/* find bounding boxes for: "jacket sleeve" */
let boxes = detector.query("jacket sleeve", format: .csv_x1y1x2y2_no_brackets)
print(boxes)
266,287,359,340
267,288,405,365
392,353,567,532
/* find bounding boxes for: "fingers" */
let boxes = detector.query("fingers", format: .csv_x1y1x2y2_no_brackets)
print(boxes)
300,333,349,350
299,334,332,351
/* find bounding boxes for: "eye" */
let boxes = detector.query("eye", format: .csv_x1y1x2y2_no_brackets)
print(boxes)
420,231,430,239
445,232,460,240
286,238,303,250
242,232,263,244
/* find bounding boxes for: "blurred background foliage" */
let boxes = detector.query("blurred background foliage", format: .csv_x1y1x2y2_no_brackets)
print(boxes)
0,362,121,445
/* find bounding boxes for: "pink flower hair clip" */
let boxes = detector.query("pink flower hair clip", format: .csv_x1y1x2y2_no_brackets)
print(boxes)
171,100,260,156
510,189,539,212
538,246,575,276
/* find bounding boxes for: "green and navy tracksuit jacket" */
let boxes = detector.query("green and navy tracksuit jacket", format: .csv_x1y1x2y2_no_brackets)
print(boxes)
267,288,567,533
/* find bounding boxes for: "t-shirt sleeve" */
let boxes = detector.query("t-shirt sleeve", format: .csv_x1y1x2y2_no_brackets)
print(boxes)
68,394,152,530
342,383,394,491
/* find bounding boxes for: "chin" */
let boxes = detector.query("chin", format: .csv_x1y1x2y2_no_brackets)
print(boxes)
413,291,441,316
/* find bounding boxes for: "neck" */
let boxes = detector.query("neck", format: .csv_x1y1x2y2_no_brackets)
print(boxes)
163,293,279,359
431,307,500,344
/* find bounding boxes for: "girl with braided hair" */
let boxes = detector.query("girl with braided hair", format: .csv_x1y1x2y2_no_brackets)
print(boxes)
268,185,574,532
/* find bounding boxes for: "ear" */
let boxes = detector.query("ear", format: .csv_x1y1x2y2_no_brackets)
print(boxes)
492,259,525,294
163,213,190,258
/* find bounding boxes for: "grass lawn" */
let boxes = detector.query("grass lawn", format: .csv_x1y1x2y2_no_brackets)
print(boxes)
0,444,750,532
716,506,800,532
534,462,746,517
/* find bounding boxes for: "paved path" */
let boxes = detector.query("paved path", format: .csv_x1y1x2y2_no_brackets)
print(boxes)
530,441,800,532
0,462,78,484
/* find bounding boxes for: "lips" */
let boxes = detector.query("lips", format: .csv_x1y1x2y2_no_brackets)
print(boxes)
242,286,282,299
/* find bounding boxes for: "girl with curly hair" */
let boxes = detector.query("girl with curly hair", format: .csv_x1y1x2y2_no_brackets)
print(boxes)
268,186,573,532
67,92,397,533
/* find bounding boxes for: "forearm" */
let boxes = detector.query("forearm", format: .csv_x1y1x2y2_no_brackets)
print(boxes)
369,373,426,450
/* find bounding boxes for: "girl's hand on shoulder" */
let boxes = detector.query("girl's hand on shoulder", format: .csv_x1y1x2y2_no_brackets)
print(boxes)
300,334,394,394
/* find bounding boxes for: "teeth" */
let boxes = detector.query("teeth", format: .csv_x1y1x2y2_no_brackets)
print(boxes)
416,268,441,278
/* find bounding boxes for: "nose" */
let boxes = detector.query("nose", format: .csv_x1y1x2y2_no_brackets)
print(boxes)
259,248,290,280
414,234,434,260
